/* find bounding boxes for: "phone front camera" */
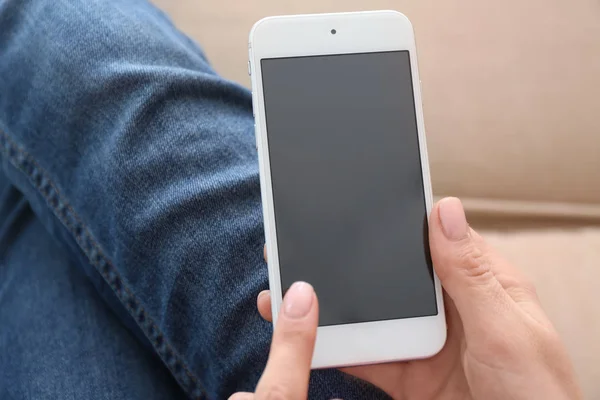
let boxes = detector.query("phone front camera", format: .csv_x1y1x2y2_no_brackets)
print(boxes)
331,29,337,35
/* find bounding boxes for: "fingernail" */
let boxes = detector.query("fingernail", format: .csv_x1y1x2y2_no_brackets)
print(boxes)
257,290,269,301
439,197,468,241
283,282,314,319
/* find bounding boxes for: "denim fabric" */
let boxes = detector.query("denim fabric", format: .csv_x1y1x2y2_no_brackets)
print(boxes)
0,174,186,399
0,0,389,398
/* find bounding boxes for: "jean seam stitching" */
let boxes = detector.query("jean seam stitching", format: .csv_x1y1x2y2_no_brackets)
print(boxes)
0,129,206,400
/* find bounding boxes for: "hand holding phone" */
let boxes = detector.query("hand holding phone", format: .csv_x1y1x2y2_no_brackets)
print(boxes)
229,198,581,400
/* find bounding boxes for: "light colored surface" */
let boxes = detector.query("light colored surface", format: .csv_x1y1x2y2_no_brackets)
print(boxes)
150,1,600,397
153,0,600,207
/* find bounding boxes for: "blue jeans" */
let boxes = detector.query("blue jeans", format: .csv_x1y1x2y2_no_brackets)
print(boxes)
0,0,389,398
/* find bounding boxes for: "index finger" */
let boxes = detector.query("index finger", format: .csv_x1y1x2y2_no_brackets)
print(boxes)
255,282,319,400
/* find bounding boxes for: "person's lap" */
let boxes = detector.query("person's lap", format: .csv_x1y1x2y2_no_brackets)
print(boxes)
0,173,187,399
0,0,386,398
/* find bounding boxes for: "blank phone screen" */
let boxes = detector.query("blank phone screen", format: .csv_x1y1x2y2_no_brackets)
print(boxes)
261,51,438,326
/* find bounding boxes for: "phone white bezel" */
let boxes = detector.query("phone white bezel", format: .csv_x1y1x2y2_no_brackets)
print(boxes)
249,10,446,369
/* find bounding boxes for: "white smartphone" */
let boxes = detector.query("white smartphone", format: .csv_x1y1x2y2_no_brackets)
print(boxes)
249,10,446,369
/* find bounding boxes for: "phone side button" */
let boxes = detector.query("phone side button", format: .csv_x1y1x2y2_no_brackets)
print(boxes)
247,61,251,76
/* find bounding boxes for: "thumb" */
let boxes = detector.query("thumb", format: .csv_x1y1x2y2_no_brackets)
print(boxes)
255,282,318,400
429,197,511,328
